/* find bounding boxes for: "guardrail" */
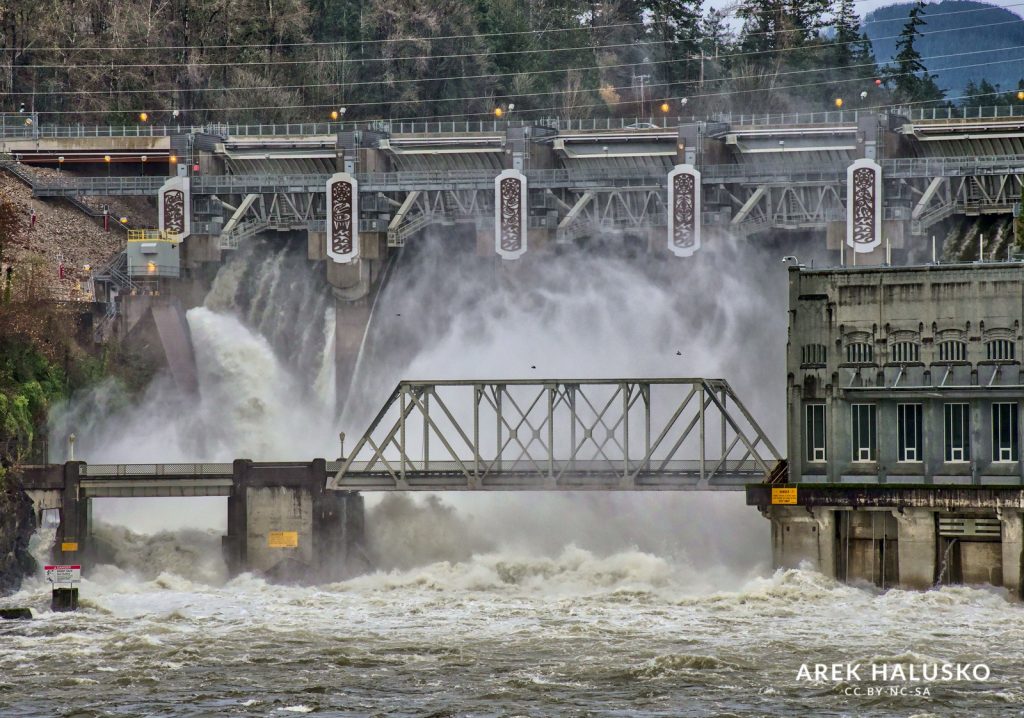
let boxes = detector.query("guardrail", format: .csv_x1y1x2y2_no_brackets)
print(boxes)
81,463,235,478
897,105,1024,121
1,107,1021,141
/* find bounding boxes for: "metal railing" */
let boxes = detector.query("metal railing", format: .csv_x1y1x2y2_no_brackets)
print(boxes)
897,105,1024,121
81,463,235,478
0,106,1022,141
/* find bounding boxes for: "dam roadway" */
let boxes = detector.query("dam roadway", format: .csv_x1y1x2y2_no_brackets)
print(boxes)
3,105,1024,247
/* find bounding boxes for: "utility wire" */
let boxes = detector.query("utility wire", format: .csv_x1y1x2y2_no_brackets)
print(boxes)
8,12,1024,71
14,0,1023,52
24,43,1024,114
26,48,1024,116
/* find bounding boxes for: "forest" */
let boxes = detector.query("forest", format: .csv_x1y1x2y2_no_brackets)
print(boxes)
0,0,1020,124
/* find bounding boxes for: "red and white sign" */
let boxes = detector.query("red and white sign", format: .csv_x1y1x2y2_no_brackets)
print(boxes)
44,565,81,584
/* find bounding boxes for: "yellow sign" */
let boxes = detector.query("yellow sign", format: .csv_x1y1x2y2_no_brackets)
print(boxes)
267,531,299,548
771,487,798,505
61,542,79,552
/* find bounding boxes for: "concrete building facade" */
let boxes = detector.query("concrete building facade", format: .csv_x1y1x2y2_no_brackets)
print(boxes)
758,261,1024,595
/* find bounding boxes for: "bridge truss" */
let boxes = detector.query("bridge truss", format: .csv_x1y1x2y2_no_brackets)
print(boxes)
328,379,782,491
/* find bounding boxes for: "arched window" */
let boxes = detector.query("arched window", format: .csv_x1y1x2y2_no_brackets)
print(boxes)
935,329,967,363
888,331,921,364
984,330,1016,361
844,335,874,365
987,339,1015,361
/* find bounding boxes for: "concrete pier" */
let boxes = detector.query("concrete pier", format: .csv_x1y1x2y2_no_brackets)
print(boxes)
769,506,835,577
751,486,1024,594
893,509,936,590
21,460,365,582
223,459,364,582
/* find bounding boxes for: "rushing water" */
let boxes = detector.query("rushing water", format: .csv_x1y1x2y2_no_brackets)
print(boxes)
21,235,1024,715
2,536,1022,717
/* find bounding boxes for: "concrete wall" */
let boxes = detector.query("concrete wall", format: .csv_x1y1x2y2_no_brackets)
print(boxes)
768,506,836,577
787,263,1024,485
767,503,1024,595
224,459,364,582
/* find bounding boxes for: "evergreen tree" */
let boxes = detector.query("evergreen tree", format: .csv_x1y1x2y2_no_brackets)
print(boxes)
886,0,944,106
643,0,703,95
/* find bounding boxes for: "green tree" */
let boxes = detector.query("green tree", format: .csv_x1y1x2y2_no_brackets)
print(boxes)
643,0,703,98
885,0,944,106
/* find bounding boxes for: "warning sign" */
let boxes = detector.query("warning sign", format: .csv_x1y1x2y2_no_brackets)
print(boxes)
44,565,81,584
771,487,798,505
267,531,299,548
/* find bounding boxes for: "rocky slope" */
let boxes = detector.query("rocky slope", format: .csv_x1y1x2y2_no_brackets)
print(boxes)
0,470,37,596
1,165,156,302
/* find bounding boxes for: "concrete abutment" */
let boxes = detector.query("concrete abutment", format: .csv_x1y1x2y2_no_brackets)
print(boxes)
764,503,1024,595
223,459,365,582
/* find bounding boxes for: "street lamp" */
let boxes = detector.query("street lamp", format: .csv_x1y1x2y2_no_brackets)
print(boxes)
138,112,148,123
57,156,64,175
834,97,844,108
1018,90,1024,101
104,154,111,177
140,154,147,177
494,107,504,118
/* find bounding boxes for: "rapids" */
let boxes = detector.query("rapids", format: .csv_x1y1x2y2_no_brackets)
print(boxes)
19,233,1020,715
2,537,1020,716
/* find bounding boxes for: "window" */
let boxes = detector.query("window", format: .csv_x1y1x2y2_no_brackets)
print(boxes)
986,339,1015,361
944,403,971,462
897,403,923,462
851,404,877,462
890,341,920,364
801,344,827,366
805,404,826,462
846,342,874,364
992,403,1019,462
937,340,967,362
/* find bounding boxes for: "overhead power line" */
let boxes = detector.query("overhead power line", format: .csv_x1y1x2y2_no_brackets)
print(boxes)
24,47,1024,117
12,0,1023,52
21,37,1024,107
7,4,1024,70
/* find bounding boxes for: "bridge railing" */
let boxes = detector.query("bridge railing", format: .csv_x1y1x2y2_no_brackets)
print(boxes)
81,463,235,478
2,107,1022,140
329,379,782,491
897,105,1024,122
709,110,864,126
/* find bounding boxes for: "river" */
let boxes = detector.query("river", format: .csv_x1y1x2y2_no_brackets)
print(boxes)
2,524,1021,716
16,236,1021,715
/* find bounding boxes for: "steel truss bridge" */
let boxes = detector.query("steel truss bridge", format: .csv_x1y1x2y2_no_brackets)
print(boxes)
3,107,1024,248
28,379,782,495
326,379,781,491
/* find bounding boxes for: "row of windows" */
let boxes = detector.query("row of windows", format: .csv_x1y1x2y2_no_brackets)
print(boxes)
804,402,1021,464
805,340,1017,365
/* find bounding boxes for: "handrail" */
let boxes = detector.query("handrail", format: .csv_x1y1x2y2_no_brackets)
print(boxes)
0,106,1020,140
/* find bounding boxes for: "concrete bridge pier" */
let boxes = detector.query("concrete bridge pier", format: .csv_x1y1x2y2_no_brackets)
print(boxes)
222,459,365,582
767,506,836,576
764,502,1024,596
55,461,90,567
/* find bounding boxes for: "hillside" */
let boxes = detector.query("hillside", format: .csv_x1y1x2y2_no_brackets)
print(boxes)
864,1,1024,98
0,168,151,302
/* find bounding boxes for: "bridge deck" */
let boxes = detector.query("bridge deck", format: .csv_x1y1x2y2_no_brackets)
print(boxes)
22,155,1024,198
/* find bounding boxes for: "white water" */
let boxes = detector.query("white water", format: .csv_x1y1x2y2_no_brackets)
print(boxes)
20,234,1022,714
